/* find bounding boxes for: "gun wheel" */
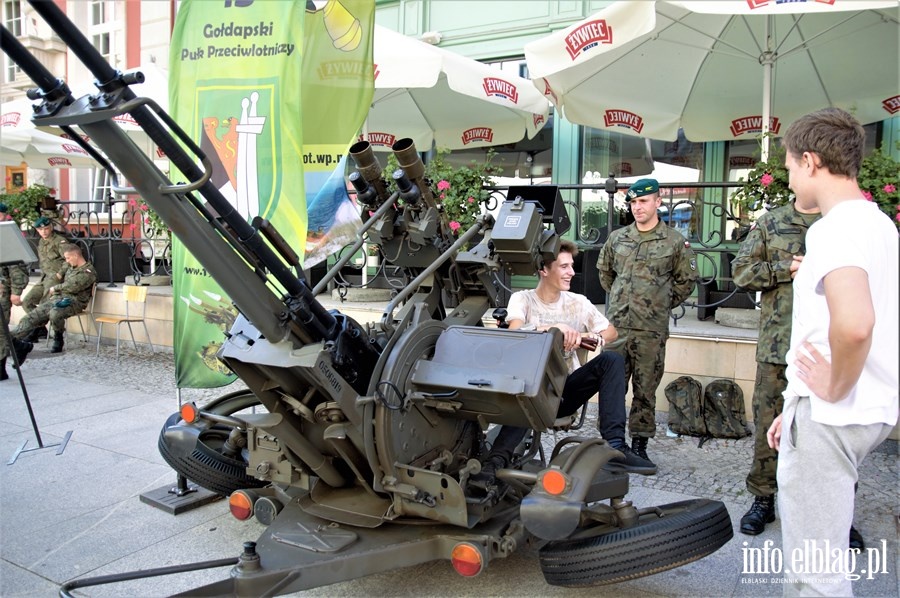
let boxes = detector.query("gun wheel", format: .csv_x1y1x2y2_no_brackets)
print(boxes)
158,390,269,496
539,499,732,587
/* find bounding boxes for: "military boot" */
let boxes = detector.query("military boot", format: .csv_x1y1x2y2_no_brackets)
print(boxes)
50,331,65,354
631,436,651,462
11,338,33,367
740,495,776,535
26,326,48,342
0,357,7,381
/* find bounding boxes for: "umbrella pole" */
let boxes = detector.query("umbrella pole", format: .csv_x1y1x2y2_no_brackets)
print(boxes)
761,16,774,162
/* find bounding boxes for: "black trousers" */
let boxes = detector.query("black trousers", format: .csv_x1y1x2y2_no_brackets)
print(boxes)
489,351,628,463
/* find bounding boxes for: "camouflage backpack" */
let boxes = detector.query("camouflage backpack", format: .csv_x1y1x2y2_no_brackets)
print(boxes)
702,379,751,440
665,376,706,437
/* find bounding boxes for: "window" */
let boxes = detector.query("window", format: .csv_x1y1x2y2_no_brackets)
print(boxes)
89,0,115,63
579,127,704,241
3,1,22,83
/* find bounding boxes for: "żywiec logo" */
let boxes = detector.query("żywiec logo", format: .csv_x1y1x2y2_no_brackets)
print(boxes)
114,114,139,127
482,77,519,104
730,116,781,137
730,156,755,168
318,60,370,80
1,111,22,127
62,143,88,155
461,127,493,145
746,0,835,9
363,132,396,148
533,113,545,128
882,95,900,114
566,19,613,60
540,78,558,104
604,109,644,134
47,157,73,167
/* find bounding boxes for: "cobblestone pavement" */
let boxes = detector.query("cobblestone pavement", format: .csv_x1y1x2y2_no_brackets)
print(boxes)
7,340,898,597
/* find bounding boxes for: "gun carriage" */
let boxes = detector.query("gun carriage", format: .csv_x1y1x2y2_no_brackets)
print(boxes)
1,3,732,595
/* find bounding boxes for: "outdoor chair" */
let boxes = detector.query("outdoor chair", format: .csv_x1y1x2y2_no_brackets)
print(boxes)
94,284,155,359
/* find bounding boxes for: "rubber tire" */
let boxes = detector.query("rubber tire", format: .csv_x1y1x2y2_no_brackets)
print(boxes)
539,498,733,587
157,391,269,496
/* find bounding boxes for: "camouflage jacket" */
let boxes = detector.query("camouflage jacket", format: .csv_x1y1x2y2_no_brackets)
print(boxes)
52,261,97,308
731,204,820,364
598,220,697,333
37,232,68,284
0,264,29,298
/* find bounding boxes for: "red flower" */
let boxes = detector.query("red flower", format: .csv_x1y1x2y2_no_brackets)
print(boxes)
437,180,451,191
884,184,896,194
760,173,774,187
449,220,461,232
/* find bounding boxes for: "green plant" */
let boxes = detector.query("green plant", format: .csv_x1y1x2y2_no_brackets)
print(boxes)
382,148,501,235
858,142,900,230
127,196,170,238
0,183,55,228
729,137,792,217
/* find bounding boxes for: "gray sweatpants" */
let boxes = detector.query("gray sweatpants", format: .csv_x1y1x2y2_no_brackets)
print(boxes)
777,396,892,597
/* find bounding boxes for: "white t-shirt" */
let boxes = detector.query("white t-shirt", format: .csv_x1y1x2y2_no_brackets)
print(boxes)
506,289,610,373
784,200,899,427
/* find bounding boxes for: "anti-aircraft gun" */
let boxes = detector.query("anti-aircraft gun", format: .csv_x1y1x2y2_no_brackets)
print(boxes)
2,3,732,595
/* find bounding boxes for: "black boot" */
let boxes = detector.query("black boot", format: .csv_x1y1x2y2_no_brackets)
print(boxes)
0,357,7,381
849,525,865,550
26,326,48,342
11,338,33,367
50,331,65,354
605,439,657,475
740,495,776,535
631,436,651,461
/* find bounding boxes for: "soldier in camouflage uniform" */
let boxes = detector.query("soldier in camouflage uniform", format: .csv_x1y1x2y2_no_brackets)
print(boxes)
12,244,96,358
598,179,697,466
21,216,68,341
731,202,820,535
0,203,31,380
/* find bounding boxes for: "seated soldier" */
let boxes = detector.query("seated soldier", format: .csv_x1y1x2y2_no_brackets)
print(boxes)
475,240,656,492
12,244,96,360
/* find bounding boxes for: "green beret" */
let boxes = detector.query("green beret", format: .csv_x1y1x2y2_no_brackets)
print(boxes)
626,178,659,199
0,202,7,214
33,216,52,228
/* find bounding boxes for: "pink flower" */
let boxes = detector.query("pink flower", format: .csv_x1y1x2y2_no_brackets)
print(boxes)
467,197,474,203
128,198,137,207
884,184,896,194
144,217,151,225
129,223,137,231
760,173,774,187
895,213,900,223
437,180,450,191
440,193,445,199
449,221,461,232
139,204,149,211
862,191,872,201
896,204,900,212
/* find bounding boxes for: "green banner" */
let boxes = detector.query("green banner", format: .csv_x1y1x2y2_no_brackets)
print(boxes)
169,0,374,388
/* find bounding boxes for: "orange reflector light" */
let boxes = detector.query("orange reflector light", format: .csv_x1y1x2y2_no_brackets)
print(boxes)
541,469,568,495
451,543,483,577
180,402,199,424
229,490,255,520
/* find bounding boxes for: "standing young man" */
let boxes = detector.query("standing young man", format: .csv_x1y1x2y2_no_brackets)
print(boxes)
597,179,697,464
731,201,820,535
767,108,898,596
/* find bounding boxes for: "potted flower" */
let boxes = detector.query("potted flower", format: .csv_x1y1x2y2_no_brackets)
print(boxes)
729,137,793,218
382,148,500,236
0,183,57,228
858,142,900,230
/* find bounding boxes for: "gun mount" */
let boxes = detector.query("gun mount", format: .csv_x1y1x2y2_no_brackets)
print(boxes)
3,3,733,596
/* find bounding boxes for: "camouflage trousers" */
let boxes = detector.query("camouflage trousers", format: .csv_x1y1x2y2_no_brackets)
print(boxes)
746,361,787,497
21,282,48,313
611,328,667,438
13,299,82,339
0,292,11,360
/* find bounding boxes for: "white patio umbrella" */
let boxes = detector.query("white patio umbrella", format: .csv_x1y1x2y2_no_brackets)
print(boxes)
525,0,899,148
1,127,98,168
361,25,550,151
1,62,170,160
